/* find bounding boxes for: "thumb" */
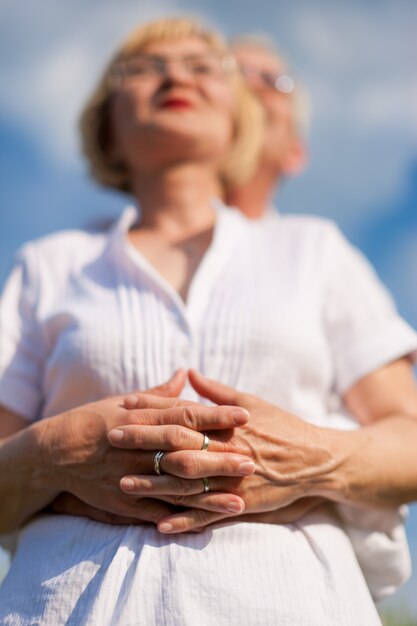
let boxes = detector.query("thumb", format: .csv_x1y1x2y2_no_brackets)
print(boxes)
188,369,241,406
147,369,187,398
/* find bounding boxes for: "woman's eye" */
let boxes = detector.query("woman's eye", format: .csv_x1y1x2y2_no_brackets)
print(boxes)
131,66,150,76
125,62,153,76
191,62,213,75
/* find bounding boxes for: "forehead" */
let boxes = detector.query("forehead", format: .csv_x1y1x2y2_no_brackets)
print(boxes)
139,36,215,57
232,45,285,73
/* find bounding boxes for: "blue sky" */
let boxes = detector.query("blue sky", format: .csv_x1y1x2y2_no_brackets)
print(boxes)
1,0,417,612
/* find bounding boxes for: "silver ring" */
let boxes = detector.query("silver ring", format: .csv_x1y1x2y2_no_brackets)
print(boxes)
201,433,210,451
154,451,165,475
202,477,210,493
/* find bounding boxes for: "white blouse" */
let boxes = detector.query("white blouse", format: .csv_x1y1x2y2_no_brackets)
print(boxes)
0,202,416,625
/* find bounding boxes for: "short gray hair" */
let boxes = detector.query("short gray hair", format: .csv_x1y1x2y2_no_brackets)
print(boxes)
230,34,311,138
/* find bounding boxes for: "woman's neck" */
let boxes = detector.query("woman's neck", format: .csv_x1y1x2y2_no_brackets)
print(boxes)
130,164,223,242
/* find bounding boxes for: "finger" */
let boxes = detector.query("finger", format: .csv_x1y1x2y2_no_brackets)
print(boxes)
124,370,187,408
125,390,193,409
157,509,233,534
232,502,319,525
161,450,254,479
148,369,187,397
108,424,207,451
50,493,144,526
125,404,249,431
119,474,224,496
121,497,177,524
159,493,245,514
188,369,244,406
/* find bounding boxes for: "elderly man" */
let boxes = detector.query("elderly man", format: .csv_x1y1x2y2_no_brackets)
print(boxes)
228,36,307,217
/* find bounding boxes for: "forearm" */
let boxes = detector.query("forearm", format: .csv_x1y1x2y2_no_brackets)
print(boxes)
0,417,60,533
320,415,417,508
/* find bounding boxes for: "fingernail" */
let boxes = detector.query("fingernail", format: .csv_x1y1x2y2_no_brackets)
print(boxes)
238,461,255,475
109,429,124,442
232,409,250,425
121,478,135,491
159,523,173,533
227,501,244,513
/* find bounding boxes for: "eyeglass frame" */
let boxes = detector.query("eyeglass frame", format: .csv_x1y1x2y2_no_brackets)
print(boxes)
108,52,237,87
239,65,295,94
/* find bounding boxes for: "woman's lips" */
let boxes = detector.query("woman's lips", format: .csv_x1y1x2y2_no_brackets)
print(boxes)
160,98,193,109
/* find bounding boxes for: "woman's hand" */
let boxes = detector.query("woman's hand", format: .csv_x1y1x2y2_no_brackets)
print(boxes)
44,386,253,524
113,370,336,533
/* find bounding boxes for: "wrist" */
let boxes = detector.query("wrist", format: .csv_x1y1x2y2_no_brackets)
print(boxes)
29,415,66,495
0,417,63,533
312,427,365,504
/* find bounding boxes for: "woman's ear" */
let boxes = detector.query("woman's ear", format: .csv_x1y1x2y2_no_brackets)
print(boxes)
281,140,308,177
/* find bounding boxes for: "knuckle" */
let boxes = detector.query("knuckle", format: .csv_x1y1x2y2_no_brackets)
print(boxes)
132,428,144,447
170,494,188,506
177,453,198,477
131,408,158,426
182,406,197,430
125,410,141,426
176,399,197,407
193,509,211,526
217,453,234,475
178,477,195,495
170,426,189,449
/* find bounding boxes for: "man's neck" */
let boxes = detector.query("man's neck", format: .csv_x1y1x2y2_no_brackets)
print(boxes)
228,165,281,220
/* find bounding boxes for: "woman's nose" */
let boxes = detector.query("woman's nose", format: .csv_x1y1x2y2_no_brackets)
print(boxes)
160,60,195,84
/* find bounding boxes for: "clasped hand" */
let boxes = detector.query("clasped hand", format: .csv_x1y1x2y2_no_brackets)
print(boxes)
51,370,329,532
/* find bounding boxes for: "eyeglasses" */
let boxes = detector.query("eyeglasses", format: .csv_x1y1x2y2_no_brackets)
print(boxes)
239,65,295,94
111,53,236,84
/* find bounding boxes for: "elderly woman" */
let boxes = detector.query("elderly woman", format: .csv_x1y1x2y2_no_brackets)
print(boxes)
1,16,417,626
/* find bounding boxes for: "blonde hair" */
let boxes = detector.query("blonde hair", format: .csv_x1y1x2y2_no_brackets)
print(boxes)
230,34,310,138
79,17,264,195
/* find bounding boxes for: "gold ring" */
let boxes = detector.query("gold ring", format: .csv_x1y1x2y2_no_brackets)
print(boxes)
202,477,210,493
201,433,210,451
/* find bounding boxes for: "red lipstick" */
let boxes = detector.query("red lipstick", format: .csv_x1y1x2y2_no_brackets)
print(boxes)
160,98,193,109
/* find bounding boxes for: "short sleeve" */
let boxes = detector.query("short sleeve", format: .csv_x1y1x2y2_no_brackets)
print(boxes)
322,223,417,393
0,245,47,421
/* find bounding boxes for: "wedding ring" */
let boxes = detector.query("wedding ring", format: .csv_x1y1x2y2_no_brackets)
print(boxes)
201,433,210,451
153,450,165,475
202,477,210,493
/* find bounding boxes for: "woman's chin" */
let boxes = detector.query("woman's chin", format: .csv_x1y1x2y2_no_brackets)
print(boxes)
137,123,229,160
